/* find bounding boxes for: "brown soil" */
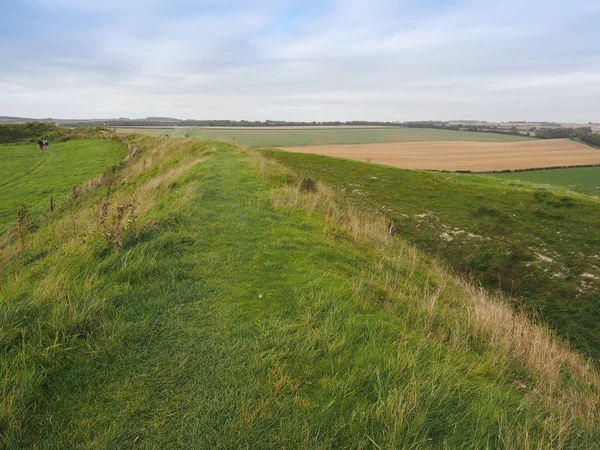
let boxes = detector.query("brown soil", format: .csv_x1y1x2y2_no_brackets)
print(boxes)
279,139,600,171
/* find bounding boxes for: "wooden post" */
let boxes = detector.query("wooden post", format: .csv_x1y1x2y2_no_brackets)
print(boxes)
50,196,54,212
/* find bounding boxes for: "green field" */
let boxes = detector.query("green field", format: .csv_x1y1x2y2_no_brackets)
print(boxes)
0,140,127,230
262,149,600,359
1,136,598,447
116,126,530,147
487,166,600,197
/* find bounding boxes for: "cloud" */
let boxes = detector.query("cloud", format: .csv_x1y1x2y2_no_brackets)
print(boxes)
0,0,599,121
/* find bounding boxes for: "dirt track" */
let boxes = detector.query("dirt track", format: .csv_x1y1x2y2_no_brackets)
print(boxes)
278,139,600,171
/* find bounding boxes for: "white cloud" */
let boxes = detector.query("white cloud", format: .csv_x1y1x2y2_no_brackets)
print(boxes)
1,0,599,121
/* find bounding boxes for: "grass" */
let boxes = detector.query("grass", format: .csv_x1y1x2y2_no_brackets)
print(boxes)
487,166,600,197
114,127,185,137
1,135,599,447
261,149,600,360
0,140,127,231
116,127,530,147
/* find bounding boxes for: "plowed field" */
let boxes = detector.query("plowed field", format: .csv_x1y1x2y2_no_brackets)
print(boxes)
279,138,600,171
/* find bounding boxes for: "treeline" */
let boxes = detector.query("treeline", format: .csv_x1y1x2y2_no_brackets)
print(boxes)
0,122,109,144
507,121,560,126
535,127,600,147
60,119,402,128
579,133,600,147
0,122,67,144
534,127,591,139
403,121,600,146
403,121,527,137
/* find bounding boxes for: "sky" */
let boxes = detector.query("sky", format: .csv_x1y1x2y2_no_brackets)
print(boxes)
1,0,599,122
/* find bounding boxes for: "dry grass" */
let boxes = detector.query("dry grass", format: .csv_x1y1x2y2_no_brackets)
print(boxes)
249,149,600,443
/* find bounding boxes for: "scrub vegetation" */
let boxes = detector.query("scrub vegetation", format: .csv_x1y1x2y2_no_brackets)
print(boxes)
0,122,108,145
1,135,599,448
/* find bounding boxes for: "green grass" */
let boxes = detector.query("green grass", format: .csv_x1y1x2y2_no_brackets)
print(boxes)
1,136,598,447
115,127,185,137
0,140,127,230
261,149,600,360
487,166,600,197
116,127,530,147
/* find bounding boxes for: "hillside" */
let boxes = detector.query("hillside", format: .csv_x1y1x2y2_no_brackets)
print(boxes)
261,149,600,359
1,136,599,447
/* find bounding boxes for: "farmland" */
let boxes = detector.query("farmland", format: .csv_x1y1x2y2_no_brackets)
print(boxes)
115,126,530,147
487,166,600,197
1,134,599,447
262,148,600,359
114,127,186,137
0,140,127,230
278,138,600,171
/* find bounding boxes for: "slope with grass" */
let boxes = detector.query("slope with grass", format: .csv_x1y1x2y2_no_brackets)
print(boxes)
0,140,127,231
116,126,530,147
261,149,600,359
488,166,600,197
1,136,599,448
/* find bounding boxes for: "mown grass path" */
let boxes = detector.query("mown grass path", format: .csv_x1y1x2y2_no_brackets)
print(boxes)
26,145,366,447
10,145,598,448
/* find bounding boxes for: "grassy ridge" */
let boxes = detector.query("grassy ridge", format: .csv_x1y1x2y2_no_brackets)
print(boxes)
116,127,530,147
261,149,600,359
488,166,600,197
0,140,127,230
1,136,598,447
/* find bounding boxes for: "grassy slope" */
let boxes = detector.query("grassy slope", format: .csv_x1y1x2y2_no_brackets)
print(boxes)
0,140,127,229
1,137,599,448
488,166,600,197
261,149,600,359
117,127,529,147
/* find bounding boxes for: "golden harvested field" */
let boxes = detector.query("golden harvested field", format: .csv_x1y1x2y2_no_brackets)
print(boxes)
278,138,600,171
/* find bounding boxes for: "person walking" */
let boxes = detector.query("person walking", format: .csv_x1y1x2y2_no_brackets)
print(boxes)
44,140,49,150
37,139,44,150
